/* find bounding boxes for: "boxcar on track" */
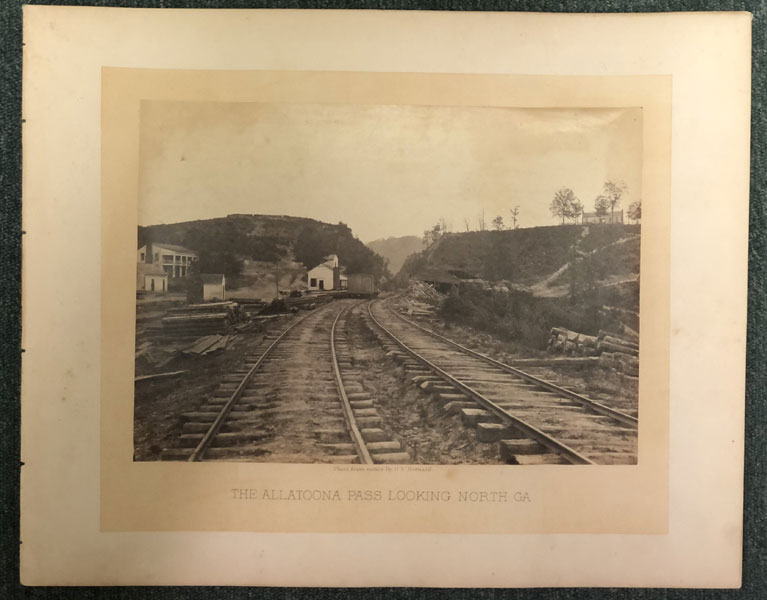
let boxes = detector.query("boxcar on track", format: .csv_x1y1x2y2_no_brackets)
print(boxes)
347,273,378,297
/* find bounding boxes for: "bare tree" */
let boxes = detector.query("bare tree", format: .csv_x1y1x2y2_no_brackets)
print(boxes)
509,206,520,229
477,209,487,232
550,188,578,225
492,215,504,231
463,217,471,232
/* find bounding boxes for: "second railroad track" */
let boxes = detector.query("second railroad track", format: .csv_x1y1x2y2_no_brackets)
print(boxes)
162,300,408,464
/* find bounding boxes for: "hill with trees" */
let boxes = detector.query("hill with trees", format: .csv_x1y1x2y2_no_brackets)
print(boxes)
138,214,389,284
402,223,641,349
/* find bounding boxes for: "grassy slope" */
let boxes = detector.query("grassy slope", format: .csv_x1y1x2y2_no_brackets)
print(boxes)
410,224,640,286
407,224,642,349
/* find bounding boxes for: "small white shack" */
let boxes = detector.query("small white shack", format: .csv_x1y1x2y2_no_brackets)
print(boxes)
136,263,168,293
201,273,226,301
308,254,347,291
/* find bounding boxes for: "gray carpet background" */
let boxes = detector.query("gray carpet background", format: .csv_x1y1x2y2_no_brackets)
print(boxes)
1,0,764,597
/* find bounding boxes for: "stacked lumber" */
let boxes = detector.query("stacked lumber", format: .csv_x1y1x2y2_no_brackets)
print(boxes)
162,312,232,335
402,300,435,318
410,280,443,303
596,330,639,357
162,301,244,336
167,301,243,319
182,334,232,356
238,302,267,315
286,294,332,309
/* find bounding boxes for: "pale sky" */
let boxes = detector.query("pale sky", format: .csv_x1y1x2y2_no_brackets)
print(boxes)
138,102,642,242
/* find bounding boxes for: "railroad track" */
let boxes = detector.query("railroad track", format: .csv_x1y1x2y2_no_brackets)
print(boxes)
365,297,638,465
161,300,408,464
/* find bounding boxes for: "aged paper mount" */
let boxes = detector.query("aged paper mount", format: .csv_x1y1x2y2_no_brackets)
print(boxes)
21,7,749,587
102,68,669,536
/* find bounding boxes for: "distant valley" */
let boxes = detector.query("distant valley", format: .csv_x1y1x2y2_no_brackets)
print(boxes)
366,235,426,275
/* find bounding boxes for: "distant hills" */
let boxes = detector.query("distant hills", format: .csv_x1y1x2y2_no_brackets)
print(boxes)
366,235,427,275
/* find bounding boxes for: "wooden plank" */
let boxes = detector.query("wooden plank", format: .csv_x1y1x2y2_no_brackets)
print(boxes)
135,370,188,383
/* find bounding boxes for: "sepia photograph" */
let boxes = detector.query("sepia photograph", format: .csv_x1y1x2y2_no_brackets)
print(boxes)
133,101,642,466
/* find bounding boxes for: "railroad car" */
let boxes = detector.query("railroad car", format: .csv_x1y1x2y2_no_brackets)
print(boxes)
347,273,378,297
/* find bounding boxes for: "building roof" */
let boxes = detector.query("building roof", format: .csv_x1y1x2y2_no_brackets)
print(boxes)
413,268,461,285
149,242,198,256
309,257,342,271
319,254,339,269
137,263,167,277
309,262,333,272
200,273,225,284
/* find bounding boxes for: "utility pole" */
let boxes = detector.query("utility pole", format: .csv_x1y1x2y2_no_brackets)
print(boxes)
274,267,280,300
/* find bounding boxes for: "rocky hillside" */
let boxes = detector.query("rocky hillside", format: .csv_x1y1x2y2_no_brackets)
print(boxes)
366,235,426,274
402,224,640,297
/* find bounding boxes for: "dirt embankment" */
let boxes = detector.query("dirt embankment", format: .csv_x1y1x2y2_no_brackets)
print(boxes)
390,291,638,417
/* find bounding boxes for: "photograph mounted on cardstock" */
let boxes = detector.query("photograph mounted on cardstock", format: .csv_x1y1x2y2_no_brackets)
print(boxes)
96,68,671,537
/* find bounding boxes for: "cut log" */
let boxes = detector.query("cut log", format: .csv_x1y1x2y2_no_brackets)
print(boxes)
603,335,639,351
597,340,639,357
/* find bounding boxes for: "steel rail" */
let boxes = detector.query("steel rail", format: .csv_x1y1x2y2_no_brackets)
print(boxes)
330,303,374,465
367,300,594,465
387,298,638,429
188,305,331,462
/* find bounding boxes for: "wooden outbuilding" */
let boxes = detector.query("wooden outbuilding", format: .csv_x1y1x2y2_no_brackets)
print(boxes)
136,262,168,293
201,273,226,301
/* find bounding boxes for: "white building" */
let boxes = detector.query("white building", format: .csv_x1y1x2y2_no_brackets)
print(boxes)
136,263,168,293
307,254,347,291
137,242,199,278
582,210,624,225
201,274,226,301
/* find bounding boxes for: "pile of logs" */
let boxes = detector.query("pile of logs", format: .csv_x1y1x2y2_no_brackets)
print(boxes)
548,326,639,377
162,301,244,336
548,328,599,356
599,350,639,377
402,300,435,318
